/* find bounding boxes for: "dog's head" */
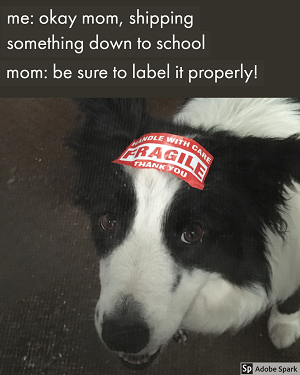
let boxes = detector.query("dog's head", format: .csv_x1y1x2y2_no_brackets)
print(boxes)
68,98,300,369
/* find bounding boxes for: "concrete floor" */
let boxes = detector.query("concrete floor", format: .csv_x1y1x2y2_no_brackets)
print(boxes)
0,98,299,375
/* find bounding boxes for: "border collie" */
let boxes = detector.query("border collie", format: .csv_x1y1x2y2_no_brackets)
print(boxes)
68,98,300,370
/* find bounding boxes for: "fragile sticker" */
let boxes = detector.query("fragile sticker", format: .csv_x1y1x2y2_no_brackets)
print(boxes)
113,133,213,189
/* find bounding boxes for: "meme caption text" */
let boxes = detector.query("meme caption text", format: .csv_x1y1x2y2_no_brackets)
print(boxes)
0,6,263,87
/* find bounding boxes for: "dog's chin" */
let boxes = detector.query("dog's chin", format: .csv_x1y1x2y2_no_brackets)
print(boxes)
118,347,161,370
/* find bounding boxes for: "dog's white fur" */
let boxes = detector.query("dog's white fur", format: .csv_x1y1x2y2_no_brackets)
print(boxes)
95,98,300,355
176,98,300,138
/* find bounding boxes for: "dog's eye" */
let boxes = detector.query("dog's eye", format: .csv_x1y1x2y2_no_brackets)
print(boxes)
181,224,204,244
99,213,118,232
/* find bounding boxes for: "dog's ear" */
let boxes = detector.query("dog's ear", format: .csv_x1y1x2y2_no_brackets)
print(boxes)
73,98,147,140
67,98,147,163
240,134,300,234
235,134,300,187
203,132,300,235
67,99,147,208
203,131,300,186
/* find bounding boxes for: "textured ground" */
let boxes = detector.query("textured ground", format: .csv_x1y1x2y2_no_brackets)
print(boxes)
0,98,299,375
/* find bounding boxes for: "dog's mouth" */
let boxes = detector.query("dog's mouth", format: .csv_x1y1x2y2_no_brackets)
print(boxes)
118,348,161,370
116,329,187,370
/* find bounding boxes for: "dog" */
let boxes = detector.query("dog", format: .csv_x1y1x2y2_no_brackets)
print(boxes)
68,98,300,370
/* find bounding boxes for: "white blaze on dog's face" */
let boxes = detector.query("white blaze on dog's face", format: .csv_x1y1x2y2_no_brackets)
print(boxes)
95,167,210,357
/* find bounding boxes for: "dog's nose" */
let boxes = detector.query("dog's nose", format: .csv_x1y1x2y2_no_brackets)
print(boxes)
101,295,149,353
101,318,150,353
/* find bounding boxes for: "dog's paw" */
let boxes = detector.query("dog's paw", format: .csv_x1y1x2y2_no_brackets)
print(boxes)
173,329,188,344
268,306,300,349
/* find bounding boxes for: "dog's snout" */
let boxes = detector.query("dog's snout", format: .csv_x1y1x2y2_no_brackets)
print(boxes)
100,295,149,353
101,318,150,353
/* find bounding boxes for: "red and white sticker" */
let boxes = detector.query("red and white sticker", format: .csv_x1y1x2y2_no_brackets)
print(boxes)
113,133,213,190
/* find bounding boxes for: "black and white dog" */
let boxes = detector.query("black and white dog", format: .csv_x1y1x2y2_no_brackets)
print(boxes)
68,98,300,370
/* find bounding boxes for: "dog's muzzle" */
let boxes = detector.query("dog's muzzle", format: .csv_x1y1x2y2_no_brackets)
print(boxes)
101,317,150,353
100,294,159,369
